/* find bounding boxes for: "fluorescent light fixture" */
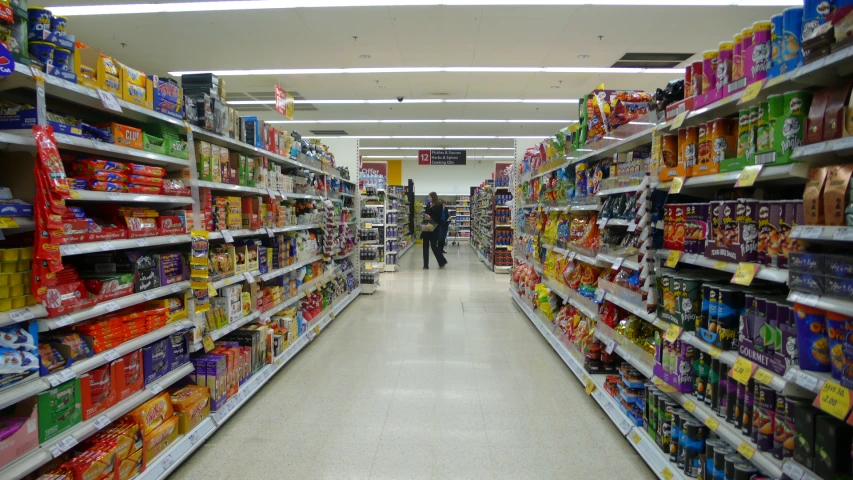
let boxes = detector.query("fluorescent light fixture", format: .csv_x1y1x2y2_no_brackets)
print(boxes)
362,155,514,159
359,147,515,150
229,98,580,105
266,119,573,124
171,66,684,77
307,135,549,139
49,0,802,16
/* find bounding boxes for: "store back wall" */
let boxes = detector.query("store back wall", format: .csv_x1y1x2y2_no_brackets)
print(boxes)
401,161,500,195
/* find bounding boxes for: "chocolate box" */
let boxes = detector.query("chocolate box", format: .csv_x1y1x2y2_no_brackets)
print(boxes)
825,254,853,279
142,337,171,386
824,83,853,141
806,88,831,145
37,379,82,443
789,271,824,294
793,407,822,470
0,397,38,470
115,351,143,402
815,415,853,480
80,362,118,421
825,276,853,298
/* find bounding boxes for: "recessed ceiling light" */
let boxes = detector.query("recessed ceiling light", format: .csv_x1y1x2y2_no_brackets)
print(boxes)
359,54,371,59
551,86,560,89
305,135,549,139
577,54,590,59
168,66,684,76
48,1,804,17
375,85,385,89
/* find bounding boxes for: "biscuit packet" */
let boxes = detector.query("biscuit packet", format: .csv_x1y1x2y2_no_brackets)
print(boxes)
803,167,828,225
823,164,853,226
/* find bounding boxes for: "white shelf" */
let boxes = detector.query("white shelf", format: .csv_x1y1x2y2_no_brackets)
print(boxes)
542,276,600,320
0,363,194,480
510,288,683,480
790,225,853,242
656,163,809,191
543,243,608,268
0,217,34,234
656,250,789,284
39,282,191,331
69,190,195,205
0,305,48,329
136,287,361,480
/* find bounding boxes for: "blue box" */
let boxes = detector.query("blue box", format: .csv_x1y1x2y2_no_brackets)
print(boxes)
0,107,83,137
0,199,33,217
149,75,184,120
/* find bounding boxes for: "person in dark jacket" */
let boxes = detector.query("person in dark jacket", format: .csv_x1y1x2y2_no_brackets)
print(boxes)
423,192,448,269
439,202,450,254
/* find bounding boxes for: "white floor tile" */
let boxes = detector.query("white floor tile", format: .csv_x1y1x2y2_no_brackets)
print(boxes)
170,246,655,480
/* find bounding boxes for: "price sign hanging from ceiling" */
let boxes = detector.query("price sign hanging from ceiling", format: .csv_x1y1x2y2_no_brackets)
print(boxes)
274,85,294,120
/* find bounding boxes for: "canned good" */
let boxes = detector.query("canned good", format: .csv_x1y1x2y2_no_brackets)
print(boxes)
708,358,720,409
734,462,758,480
692,60,704,97
748,21,773,84
743,379,755,437
732,33,744,82
724,453,745,480
709,118,735,170
683,421,707,477
713,446,734,480
770,14,785,75
704,439,724,480
27,7,52,41
702,50,718,95
755,384,777,451
781,7,804,73
683,127,699,178
717,41,733,87
737,109,751,158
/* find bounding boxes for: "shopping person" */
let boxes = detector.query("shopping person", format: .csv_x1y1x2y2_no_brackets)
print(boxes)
423,192,448,269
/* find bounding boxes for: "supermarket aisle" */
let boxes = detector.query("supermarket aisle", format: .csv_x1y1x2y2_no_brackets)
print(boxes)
172,245,653,480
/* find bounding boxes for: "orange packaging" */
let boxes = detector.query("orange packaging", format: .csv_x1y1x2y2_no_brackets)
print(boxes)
170,386,210,434
683,127,699,177
694,123,715,176
66,443,119,480
658,134,680,181
142,416,179,465
127,392,173,436
709,118,736,173
673,204,686,251
100,123,143,150
118,448,143,480
80,362,118,421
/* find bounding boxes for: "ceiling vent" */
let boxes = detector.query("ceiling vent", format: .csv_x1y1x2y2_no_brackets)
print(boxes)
310,130,349,136
612,52,693,69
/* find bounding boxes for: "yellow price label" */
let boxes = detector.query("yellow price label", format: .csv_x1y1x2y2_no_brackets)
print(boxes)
731,263,759,286
202,335,215,352
704,416,720,431
735,165,763,188
585,378,596,395
754,368,774,385
631,432,642,445
730,357,757,385
661,467,674,480
670,111,688,130
69,190,81,199
814,380,853,420
313,325,320,336
684,399,696,413
507,246,513,251
738,79,766,105
665,250,682,268
365,223,372,229
712,260,729,271
708,346,723,359
669,176,685,195
653,377,677,393
737,442,756,459
0,218,19,229
664,324,682,343
365,264,373,270
208,283,218,297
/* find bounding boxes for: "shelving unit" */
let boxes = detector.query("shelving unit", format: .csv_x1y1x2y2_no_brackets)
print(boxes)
506,27,853,480
0,57,364,480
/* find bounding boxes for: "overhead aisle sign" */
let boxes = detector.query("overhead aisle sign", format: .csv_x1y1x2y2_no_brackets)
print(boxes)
418,149,466,165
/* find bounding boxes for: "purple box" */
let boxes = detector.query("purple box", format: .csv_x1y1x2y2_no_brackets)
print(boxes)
825,276,853,298
825,255,853,279
0,199,33,217
789,271,825,294
738,199,759,262
653,340,695,393
685,203,709,255
789,252,825,274
156,252,188,286
755,385,776,452
169,330,190,367
142,337,172,386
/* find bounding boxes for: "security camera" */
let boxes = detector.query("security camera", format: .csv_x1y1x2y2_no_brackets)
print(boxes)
397,96,404,102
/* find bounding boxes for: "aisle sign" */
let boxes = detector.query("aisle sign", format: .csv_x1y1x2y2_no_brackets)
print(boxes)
814,380,853,420
418,149,466,166
274,85,294,120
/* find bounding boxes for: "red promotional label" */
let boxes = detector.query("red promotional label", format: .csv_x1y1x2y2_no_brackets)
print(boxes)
418,150,431,165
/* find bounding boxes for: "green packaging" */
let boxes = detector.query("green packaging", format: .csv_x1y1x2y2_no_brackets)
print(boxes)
246,157,255,187
762,90,813,166
756,102,772,153
37,379,82,443
737,109,750,158
142,132,166,155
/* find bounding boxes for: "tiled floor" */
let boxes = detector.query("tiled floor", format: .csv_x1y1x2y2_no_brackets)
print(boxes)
171,244,655,480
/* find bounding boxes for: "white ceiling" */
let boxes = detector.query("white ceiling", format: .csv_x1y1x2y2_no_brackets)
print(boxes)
42,2,787,153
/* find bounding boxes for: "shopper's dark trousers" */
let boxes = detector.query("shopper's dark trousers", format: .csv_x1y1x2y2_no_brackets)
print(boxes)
439,224,449,251
422,233,447,268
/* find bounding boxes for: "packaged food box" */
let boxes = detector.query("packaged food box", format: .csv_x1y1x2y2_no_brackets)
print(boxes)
37,379,82,443
80,362,118,420
119,63,152,109
142,415,178,464
115,351,144,402
128,391,173,436
169,385,210,434
0,398,39,470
